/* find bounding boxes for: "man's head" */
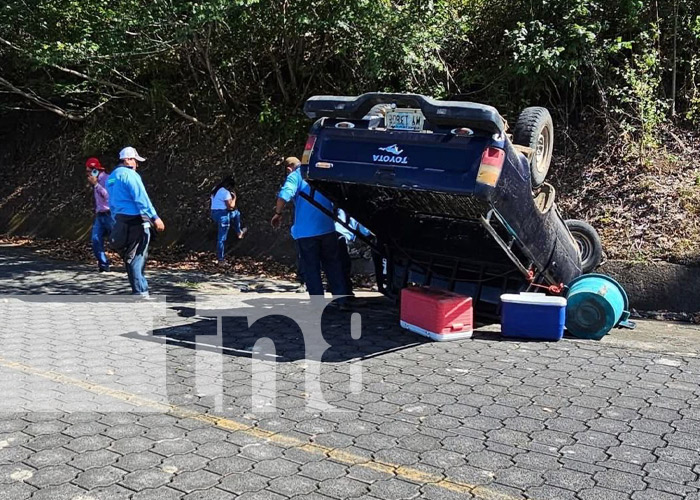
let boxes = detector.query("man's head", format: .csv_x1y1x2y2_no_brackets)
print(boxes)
283,156,301,175
119,146,146,169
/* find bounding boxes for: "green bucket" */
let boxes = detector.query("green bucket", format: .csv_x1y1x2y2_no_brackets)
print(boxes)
565,273,632,340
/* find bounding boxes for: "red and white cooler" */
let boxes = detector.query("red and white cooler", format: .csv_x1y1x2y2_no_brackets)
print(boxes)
400,286,473,341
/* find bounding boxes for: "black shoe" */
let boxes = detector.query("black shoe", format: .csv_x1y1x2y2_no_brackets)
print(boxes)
98,266,110,273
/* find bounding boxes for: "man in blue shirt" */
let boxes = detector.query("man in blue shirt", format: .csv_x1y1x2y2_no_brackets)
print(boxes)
271,167,348,301
107,147,165,296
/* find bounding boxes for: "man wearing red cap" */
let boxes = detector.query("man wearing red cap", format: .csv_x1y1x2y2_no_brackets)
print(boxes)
85,157,113,272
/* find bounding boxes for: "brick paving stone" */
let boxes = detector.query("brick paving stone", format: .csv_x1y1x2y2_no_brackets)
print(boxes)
218,472,269,494
103,423,146,439
525,484,579,499
560,443,608,463
206,456,255,476
236,491,287,500
494,466,544,489
420,449,466,469
421,483,474,499
299,461,347,481
65,435,113,453
24,434,71,451
116,451,164,472
475,482,527,500
447,465,496,486
543,468,595,492
151,438,196,456
109,436,155,454
24,464,79,488
131,486,186,500
251,458,300,478
594,469,647,492
195,441,241,459
467,450,514,470
28,483,88,500
374,447,420,466
160,453,209,473
121,468,174,490
73,465,125,489
0,481,36,500
644,460,697,484
632,490,684,500
268,475,318,496
368,479,421,500
88,484,134,500
580,487,633,500
182,488,237,500
69,448,121,471
169,470,220,493
645,478,699,497
318,477,369,498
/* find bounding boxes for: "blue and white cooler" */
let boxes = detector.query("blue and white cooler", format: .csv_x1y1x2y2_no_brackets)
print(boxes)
500,292,567,341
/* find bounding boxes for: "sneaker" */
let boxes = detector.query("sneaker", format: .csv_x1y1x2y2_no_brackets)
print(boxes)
294,283,307,293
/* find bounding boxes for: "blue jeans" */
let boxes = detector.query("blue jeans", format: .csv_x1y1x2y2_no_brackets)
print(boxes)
296,232,349,297
211,209,242,261
124,223,151,296
91,212,114,270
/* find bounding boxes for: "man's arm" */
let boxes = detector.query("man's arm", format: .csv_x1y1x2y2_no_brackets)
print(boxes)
126,172,165,231
271,171,300,228
94,182,108,199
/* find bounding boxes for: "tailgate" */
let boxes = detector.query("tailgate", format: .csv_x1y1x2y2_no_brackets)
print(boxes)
308,128,491,195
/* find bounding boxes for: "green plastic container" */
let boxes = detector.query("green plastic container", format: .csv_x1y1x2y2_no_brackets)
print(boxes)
565,274,631,340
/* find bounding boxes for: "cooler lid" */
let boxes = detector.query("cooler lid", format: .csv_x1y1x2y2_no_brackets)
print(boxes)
500,292,566,307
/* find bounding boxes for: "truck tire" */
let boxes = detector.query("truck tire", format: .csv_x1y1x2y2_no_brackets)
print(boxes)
513,107,554,187
565,219,602,273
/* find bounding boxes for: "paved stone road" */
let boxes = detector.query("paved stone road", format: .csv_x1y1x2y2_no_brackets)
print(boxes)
1,244,700,500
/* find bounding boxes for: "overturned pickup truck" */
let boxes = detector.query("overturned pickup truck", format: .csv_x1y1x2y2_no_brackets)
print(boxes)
300,93,602,319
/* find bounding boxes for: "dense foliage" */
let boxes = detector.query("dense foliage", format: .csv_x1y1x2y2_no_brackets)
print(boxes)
2,0,700,264
2,0,699,147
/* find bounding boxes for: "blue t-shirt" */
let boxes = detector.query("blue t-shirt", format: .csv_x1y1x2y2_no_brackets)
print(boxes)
106,166,158,219
278,169,334,240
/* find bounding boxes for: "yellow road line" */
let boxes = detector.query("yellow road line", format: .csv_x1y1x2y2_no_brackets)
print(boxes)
0,355,523,500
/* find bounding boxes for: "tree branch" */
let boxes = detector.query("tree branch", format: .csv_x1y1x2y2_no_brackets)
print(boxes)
1,35,213,127
0,75,85,121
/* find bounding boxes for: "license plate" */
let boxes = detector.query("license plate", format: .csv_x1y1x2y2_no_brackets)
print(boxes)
385,108,425,132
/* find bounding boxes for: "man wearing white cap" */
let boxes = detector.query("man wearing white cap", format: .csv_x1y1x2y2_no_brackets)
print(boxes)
106,147,165,296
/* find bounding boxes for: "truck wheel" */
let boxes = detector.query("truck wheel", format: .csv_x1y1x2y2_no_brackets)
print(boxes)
513,107,554,187
565,219,602,273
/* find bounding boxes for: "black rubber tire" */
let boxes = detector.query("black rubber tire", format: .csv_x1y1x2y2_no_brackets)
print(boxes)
513,107,554,187
565,219,603,273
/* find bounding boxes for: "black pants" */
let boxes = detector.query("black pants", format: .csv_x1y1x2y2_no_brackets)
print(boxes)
296,232,348,297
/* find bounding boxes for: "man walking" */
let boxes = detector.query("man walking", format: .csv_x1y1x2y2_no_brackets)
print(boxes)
85,157,113,272
271,162,348,303
107,147,165,297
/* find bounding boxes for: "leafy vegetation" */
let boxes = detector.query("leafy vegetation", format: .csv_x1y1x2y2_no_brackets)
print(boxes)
1,0,700,262
3,1,699,134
